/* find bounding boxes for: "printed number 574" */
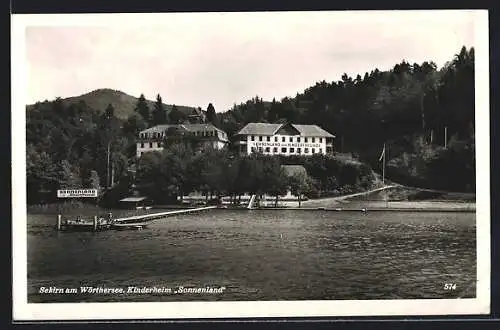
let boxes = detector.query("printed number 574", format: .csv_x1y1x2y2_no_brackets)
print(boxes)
444,283,457,290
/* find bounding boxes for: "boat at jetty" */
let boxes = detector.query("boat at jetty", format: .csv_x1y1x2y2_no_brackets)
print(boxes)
58,215,115,232
56,206,218,232
59,217,150,232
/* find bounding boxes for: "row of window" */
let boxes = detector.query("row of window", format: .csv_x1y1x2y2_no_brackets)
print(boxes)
140,132,164,139
140,130,226,139
192,130,220,138
140,140,224,149
139,142,162,148
249,146,321,154
250,135,322,143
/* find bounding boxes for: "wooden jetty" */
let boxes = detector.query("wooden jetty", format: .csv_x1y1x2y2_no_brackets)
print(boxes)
56,206,217,232
57,215,112,232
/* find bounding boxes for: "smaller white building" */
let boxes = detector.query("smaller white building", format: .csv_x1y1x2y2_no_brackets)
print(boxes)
234,122,335,156
136,124,229,158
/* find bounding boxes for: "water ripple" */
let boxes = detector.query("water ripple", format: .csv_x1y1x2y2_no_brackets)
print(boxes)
27,210,476,302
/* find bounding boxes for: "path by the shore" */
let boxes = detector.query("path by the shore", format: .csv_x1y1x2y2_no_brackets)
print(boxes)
302,185,399,203
299,185,475,211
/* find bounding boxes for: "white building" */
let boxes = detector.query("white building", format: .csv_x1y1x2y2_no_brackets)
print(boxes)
234,123,335,156
136,124,229,158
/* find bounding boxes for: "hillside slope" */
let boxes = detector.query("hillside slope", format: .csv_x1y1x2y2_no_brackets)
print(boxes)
27,88,199,120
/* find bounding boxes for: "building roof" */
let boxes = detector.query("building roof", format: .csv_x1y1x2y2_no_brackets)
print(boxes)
140,123,227,136
236,123,281,135
281,165,308,177
140,125,171,134
180,123,225,134
291,124,335,138
235,123,335,138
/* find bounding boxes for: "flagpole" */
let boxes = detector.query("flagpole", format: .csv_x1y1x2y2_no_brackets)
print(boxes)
107,140,111,189
382,142,385,186
383,143,388,208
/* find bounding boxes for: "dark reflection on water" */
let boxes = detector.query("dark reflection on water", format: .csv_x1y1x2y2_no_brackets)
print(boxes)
27,210,476,302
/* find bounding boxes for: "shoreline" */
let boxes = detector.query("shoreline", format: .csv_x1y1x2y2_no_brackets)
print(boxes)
27,200,476,214
233,206,475,213
27,185,476,214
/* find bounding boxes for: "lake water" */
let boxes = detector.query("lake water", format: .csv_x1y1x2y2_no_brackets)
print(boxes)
27,209,476,302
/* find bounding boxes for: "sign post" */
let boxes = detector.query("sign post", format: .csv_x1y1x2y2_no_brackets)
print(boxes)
57,189,99,198
56,189,100,230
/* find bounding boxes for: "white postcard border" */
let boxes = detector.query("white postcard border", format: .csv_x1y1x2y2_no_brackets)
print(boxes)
11,10,490,321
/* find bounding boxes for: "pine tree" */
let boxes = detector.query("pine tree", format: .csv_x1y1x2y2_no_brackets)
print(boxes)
268,98,280,123
152,94,167,125
169,105,185,124
135,93,150,123
206,103,216,123
206,103,220,127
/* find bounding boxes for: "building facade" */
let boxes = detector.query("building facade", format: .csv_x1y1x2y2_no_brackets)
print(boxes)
234,123,335,156
136,124,229,158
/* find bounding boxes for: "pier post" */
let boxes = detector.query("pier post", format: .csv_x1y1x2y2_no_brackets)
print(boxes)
93,216,98,231
57,214,62,231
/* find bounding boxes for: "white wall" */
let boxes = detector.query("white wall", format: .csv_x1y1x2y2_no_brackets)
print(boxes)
136,141,163,158
137,139,227,158
241,134,327,155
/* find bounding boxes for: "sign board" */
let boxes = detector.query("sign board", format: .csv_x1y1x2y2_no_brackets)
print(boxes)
253,142,322,148
57,189,98,198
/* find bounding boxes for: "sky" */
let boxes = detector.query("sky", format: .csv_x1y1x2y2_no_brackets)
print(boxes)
22,10,478,111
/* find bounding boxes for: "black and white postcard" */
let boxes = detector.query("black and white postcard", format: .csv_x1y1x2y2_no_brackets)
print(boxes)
11,10,490,320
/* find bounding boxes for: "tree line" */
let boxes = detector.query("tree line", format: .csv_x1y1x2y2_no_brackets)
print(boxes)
25,46,475,205
128,93,218,130
218,46,474,148
216,46,475,192
26,90,219,204
135,142,375,206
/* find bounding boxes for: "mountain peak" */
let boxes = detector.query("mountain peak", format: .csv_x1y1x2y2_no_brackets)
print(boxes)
28,89,199,120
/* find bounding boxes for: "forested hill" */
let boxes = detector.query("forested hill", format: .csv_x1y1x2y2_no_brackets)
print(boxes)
217,46,475,192
25,46,475,206
218,46,474,149
26,88,198,120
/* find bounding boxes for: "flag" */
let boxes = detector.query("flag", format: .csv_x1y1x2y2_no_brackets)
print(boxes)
378,143,386,162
